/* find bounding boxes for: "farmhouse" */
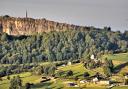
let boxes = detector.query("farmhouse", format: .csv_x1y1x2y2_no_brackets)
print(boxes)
98,80,111,85
68,61,72,65
92,77,99,83
92,76,111,85
90,54,95,60
125,75,128,79
89,73,111,85
62,64,66,67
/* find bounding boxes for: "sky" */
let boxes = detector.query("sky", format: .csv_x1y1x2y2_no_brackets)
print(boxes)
0,0,128,32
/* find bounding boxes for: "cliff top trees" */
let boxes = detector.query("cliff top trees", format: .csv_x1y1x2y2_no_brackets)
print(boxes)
3,15,10,18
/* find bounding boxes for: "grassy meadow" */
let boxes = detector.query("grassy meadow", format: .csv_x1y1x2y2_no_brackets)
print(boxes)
102,53,128,61
0,72,41,89
0,53,128,89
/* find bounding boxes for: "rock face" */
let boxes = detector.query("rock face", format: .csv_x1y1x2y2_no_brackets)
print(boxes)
0,16,90,36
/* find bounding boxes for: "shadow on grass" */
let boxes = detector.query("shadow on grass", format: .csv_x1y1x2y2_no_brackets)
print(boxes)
76,74,83,77
73,72,80,76
32,81,55,89
56,87,64,89
114,61,128,73
0,82,8,85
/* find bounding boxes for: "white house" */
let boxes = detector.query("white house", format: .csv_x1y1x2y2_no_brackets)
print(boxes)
98,80,110,85
90,54,95,60
68,61,72,65
125,75,128,79
92,77,98,82
80,80,87,83
62,64,66,67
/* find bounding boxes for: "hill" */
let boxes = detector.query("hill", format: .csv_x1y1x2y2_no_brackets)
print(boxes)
0,24,128,64
0,16,128,89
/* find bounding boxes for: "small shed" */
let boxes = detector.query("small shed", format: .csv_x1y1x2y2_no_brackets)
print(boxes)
92,77,99,82
80,80,87,83
62,64,66,67
90,54,95,60
124,75,128,79
68,61,72,65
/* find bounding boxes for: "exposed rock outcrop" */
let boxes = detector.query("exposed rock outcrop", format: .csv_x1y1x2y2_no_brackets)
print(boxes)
0,16,90,35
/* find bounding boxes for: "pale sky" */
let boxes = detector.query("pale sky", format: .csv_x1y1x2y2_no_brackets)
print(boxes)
0,0,128,32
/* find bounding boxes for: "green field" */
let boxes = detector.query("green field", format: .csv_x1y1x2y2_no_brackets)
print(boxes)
102,53,128,61
0,53,128,89
1,63,128,89
58,63,104,78
0,72,41,89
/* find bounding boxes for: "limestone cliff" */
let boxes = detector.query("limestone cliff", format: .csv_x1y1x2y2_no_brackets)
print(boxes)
0,16,90,35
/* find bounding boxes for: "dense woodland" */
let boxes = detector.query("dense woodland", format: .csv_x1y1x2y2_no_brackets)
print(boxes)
0,28,128,64
0,27,128,89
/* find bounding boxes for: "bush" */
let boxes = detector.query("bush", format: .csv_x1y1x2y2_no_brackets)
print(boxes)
66,70,73,77
54,61,67,67
1,33,8,41
9,76,22,89
83,72,90,78
103,66,112,77
124,79,128,85
72,60,80,64
55,70,64,77
74,76,78,81
25,83,31,89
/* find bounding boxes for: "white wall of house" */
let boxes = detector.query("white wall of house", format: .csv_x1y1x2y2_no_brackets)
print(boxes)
98,80,110,85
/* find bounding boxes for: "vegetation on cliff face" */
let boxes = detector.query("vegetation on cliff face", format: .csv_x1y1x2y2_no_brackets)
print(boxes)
0,29,128,64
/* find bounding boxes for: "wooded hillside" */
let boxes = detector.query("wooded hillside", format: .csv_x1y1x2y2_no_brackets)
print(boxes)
0,29,128,64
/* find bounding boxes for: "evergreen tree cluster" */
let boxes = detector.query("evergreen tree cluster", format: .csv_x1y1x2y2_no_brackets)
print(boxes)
103,58,114,77
9,76,22,89
0,64,37,77
33,64,56,76
0,29,128,64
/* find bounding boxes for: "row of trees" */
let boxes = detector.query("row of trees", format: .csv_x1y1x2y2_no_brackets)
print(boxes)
0,64,38,77
9,76,32,89
33,64,56,76
0,60,68,78
103,58,114,77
